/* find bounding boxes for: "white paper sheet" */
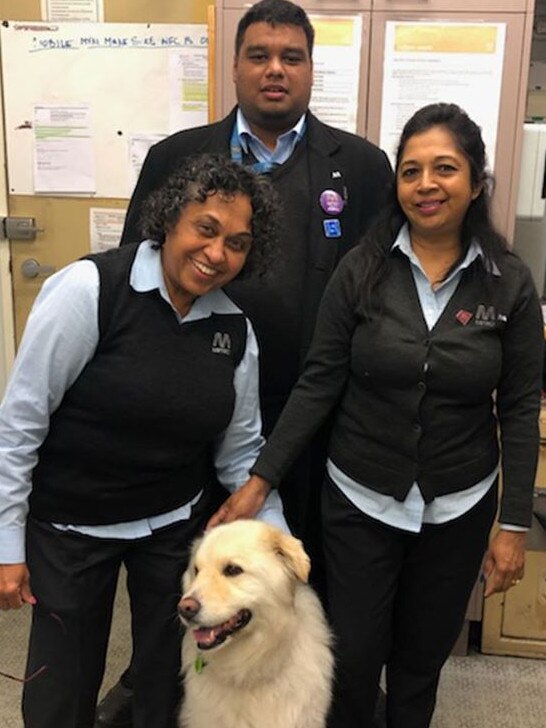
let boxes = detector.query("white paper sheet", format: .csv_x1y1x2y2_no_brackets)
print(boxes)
89,207,126,252
33,103,96,193
309,16,362,134
128,133,168,196
41,0,103,22
169,47,208,134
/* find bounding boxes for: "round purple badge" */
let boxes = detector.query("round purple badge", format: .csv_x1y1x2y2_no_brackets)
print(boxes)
319,189,344,215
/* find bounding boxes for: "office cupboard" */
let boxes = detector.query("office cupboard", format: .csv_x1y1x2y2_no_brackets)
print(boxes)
482,407,546,659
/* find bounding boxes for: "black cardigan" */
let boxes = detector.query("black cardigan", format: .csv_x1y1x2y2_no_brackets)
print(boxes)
253,244,544,528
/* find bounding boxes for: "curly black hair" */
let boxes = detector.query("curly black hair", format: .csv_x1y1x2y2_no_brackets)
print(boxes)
140,154,280,280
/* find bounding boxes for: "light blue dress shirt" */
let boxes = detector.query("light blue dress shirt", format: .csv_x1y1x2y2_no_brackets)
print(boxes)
329,224,522,533
235,108,306,166
0,241,287,564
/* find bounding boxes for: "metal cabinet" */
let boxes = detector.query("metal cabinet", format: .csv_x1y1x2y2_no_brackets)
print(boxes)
215,0,535,240
372,0,529,13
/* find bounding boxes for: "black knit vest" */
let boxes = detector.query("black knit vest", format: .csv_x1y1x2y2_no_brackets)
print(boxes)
30,244,247,525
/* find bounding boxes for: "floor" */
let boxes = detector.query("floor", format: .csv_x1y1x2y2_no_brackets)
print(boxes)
1,579,546,728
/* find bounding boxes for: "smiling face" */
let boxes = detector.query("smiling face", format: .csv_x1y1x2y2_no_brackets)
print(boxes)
233,22,313,146
161,192,253,316
396,125,482,245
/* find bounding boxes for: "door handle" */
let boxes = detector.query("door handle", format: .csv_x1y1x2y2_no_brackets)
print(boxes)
21,258,56,279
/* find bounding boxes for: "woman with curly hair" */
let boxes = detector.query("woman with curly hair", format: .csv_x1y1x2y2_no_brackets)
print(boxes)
0,154,282,728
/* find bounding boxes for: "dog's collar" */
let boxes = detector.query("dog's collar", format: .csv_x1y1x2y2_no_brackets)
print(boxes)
195,653,207,674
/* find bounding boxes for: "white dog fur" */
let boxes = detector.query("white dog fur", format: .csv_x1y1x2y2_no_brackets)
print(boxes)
178,520,333,728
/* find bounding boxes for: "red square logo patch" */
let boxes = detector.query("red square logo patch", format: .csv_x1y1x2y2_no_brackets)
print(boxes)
456,309,473,326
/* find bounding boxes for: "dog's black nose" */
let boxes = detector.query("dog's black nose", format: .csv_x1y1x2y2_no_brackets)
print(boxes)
178,595,201,619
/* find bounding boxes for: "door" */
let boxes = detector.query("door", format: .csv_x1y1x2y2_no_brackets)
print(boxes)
0,0,210,349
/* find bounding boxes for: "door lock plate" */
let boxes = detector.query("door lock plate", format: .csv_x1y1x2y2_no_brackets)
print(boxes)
1,216,43,241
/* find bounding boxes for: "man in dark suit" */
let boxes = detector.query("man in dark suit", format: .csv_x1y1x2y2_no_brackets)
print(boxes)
95,2,392,726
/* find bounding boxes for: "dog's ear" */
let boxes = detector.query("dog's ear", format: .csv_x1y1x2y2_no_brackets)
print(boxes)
190,534,204,560
184,534,204,576
273,531,311,583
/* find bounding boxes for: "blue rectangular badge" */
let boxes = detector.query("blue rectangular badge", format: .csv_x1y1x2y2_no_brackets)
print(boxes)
323,219,341,238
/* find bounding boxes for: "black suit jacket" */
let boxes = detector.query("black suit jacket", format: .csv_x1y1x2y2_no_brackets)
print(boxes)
120,109,393,546
121,108,392,378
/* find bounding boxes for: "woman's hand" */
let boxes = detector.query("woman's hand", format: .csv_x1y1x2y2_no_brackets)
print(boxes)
207,475,272,529
483,530,526,597
0,563,36,610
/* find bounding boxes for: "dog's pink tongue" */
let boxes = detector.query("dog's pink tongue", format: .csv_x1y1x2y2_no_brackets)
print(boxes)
192,627,219,646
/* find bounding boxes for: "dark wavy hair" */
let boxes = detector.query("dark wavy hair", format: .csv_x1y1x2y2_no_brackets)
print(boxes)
235,0,315,57
359,103,508,302
140,154,280,280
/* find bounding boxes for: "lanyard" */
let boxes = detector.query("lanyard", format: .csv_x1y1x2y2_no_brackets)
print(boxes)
230,126,277,174
230,122,307,174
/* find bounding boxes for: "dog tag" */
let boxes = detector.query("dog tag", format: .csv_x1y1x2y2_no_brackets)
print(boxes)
195,653,206,674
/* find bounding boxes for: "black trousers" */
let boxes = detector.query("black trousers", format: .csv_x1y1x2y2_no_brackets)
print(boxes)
22,499,209,728
323,476,497,728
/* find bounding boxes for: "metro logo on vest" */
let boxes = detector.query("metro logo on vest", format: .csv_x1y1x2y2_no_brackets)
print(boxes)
212,332,232,355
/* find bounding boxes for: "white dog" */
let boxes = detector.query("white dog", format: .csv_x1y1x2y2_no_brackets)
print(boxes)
178,520,333,728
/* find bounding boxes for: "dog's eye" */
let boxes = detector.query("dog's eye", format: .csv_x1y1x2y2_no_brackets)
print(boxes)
223,563,243,577
194,566,199,576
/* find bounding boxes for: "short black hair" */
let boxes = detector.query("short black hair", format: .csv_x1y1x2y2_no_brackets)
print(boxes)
140,154,279,281
235,0,314,58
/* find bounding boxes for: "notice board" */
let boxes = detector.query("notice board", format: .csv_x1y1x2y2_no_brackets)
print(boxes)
0,21,208,197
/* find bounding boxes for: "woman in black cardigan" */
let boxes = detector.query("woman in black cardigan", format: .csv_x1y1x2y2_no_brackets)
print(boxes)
210,104,544,728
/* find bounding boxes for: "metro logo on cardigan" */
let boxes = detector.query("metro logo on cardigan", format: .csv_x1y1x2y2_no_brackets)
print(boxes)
30,244,247,526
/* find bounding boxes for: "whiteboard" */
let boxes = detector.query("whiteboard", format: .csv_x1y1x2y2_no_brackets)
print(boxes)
0,21,208,198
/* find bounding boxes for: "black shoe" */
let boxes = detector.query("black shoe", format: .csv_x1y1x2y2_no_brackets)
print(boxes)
95,680,133,728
